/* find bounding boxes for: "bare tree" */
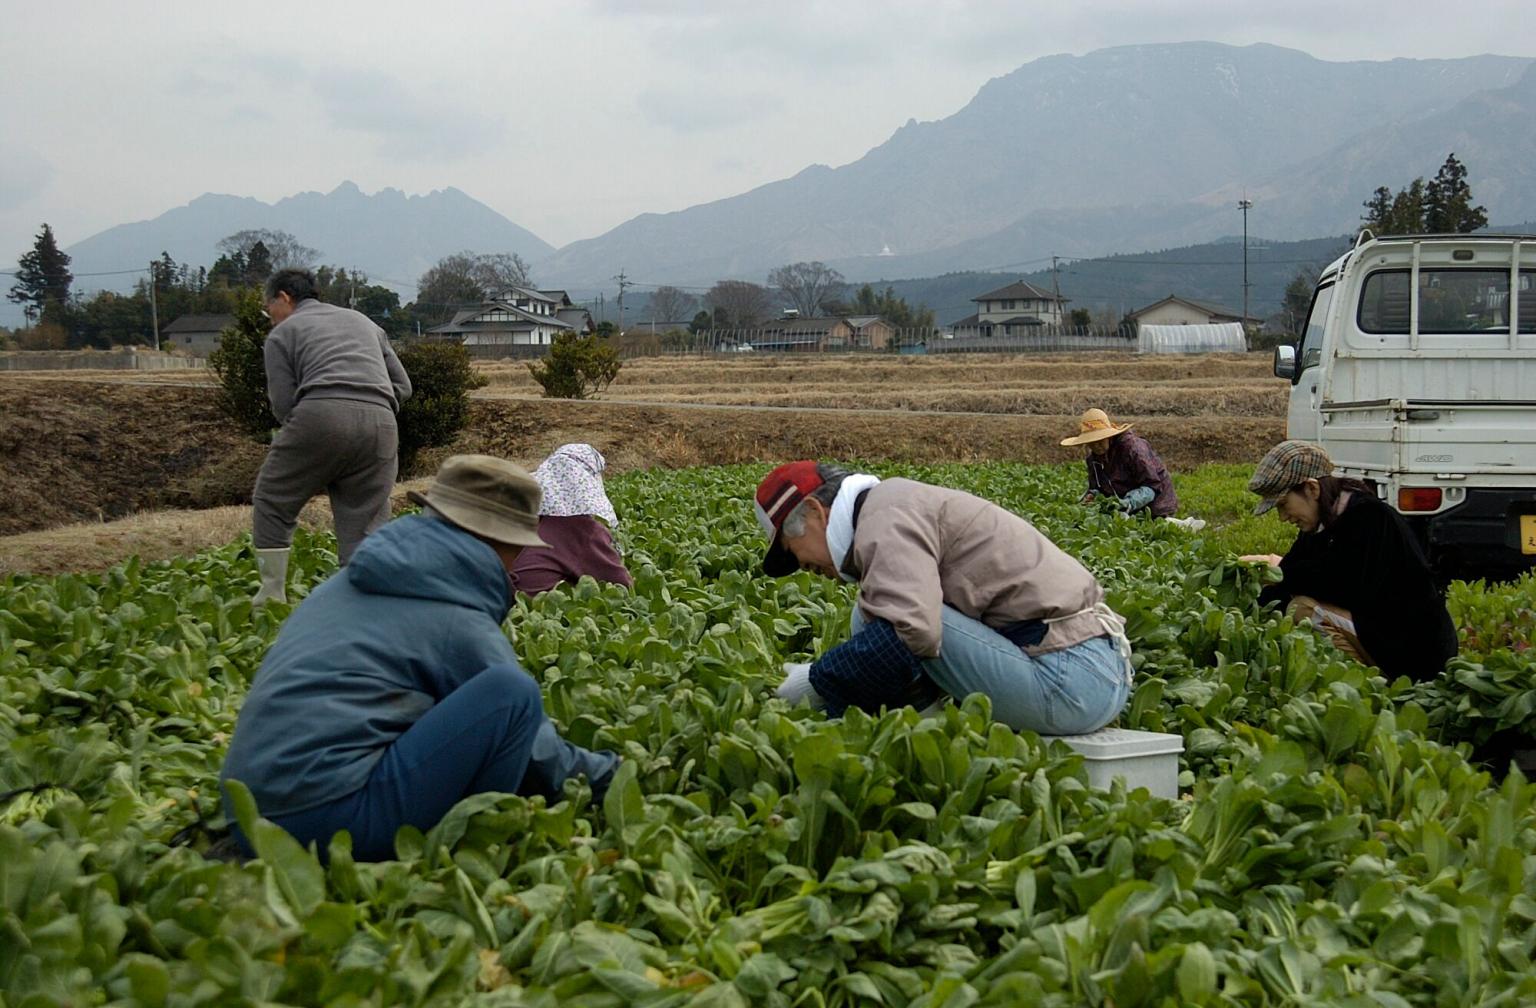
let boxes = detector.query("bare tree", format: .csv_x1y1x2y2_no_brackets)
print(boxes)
649,285,697,325
414,252,535,324
218,229,321,270
473,252,532,295
704,280,775,328
768,261,845,317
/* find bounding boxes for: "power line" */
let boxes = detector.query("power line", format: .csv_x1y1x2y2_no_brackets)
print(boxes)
0,266,150,278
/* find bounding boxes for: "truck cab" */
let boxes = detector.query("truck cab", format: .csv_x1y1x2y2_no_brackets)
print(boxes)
1274,233,1536,580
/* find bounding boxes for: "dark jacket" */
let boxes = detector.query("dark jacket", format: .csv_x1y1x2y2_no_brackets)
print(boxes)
1086,432,1178,516
221,514,519,817
512,514,633,595
1257,493,1457,681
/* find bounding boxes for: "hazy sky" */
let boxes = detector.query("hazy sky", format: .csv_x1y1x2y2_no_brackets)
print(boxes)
2,0,1532,266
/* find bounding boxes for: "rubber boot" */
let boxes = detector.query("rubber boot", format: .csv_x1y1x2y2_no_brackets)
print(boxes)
252,547,290,606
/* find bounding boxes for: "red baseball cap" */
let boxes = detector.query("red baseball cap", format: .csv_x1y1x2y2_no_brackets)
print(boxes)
754,460,823,575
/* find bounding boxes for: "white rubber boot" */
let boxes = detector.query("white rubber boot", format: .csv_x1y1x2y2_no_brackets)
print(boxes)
252,548,290,606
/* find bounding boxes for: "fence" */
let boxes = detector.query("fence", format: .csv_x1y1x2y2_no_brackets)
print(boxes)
0,348,207,371
450,343,550,361
930,327,1136,354
410,324,1143,363
614,326,1141,357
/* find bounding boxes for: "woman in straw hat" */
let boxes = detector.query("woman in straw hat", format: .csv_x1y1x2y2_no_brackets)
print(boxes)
1240,440,1456,682
1061,408,1182,520
222,455,619,861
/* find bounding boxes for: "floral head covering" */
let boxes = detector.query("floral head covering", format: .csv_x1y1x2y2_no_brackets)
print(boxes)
532,443,618,526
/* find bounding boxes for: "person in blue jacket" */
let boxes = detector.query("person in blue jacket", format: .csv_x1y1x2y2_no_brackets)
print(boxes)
221,454,618,861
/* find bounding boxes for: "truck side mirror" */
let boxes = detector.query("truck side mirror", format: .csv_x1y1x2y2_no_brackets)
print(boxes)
1273,344,1297,380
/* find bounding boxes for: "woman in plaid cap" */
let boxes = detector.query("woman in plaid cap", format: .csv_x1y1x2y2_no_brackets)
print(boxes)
1241,440,1456,681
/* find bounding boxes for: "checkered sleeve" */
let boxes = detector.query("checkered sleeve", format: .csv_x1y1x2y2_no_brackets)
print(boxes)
808,617,943,717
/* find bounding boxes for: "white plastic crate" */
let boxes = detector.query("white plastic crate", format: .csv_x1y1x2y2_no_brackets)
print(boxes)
1050,727,1184,798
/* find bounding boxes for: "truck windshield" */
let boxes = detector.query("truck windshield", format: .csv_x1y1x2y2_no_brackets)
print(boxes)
1300,283,1332,370
1359,268,1536,334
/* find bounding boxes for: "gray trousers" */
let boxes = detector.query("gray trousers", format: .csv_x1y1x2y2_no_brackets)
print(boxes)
252,398,399,563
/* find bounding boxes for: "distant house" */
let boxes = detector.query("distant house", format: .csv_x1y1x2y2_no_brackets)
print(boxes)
161,314,234,357
842,315,897,350
1127,295,1257,329
425,286,584,347
950,280,1068,336
755,315,895,352
541,289,596,334
755,316,849,352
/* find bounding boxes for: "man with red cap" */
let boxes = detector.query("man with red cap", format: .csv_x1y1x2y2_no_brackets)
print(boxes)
755,461,1133,734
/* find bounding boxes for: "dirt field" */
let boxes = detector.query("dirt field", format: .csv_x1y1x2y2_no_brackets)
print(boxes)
477,352,1282,415
0,352,1286,573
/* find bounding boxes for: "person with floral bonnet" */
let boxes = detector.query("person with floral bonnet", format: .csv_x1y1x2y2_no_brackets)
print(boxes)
512,443,633,595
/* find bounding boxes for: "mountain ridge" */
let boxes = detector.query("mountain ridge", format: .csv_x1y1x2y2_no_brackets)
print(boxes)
537,43,1534,287
61,181,554,295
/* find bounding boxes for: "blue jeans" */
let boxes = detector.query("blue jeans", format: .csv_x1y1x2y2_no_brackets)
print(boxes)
235,664,618,861
851,606,1130,735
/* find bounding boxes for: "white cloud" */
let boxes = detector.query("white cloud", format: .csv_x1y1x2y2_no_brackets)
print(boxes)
636,85,781,133
0,0,1530,262
0,143,54,212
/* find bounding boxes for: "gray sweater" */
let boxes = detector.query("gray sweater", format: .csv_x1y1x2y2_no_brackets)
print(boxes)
263,299,412,423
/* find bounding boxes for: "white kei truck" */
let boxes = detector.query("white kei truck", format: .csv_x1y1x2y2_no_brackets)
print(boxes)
1274,232,1536,580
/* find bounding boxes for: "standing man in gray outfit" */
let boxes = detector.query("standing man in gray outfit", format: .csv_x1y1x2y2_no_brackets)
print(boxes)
252,268,413,605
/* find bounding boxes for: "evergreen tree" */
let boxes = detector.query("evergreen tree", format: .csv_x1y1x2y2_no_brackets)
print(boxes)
1281,269,1316,336
7,224,73,325
1424,153,1488,233
1361,154,1487,235
1361,187,1394,228
1388,179,1428,234
207,252,247,288
243,241,273,286
831,283,935,331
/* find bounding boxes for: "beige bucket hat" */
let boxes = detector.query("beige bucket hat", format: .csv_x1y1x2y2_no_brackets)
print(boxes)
1060,408,1133,447
407,455,549,547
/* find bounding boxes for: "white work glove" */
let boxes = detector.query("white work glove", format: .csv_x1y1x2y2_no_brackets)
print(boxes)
777,662,826,709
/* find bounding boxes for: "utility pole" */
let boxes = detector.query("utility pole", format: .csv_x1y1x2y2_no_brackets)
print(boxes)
349,268,357,309
1051,256,1063,328
1238,199,1253,329
613,269,632,334
148,261,160,351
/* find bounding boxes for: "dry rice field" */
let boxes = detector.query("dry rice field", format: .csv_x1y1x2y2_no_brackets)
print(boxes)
0,352,1286,572
476,352,1283,416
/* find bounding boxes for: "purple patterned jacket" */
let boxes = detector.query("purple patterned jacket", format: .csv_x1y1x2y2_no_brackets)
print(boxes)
1084,432,1179,517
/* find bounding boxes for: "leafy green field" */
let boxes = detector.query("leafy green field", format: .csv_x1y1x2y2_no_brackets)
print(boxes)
3,462,1535,1007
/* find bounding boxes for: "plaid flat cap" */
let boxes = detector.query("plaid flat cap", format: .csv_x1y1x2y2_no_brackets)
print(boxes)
1248,441,1335,515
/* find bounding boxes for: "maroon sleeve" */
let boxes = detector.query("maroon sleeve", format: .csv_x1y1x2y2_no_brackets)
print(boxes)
568,517,634,589
511,515,632,596
1127,435,1179,516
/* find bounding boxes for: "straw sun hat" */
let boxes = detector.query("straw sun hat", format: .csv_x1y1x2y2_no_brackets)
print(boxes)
1060,408,1133,447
